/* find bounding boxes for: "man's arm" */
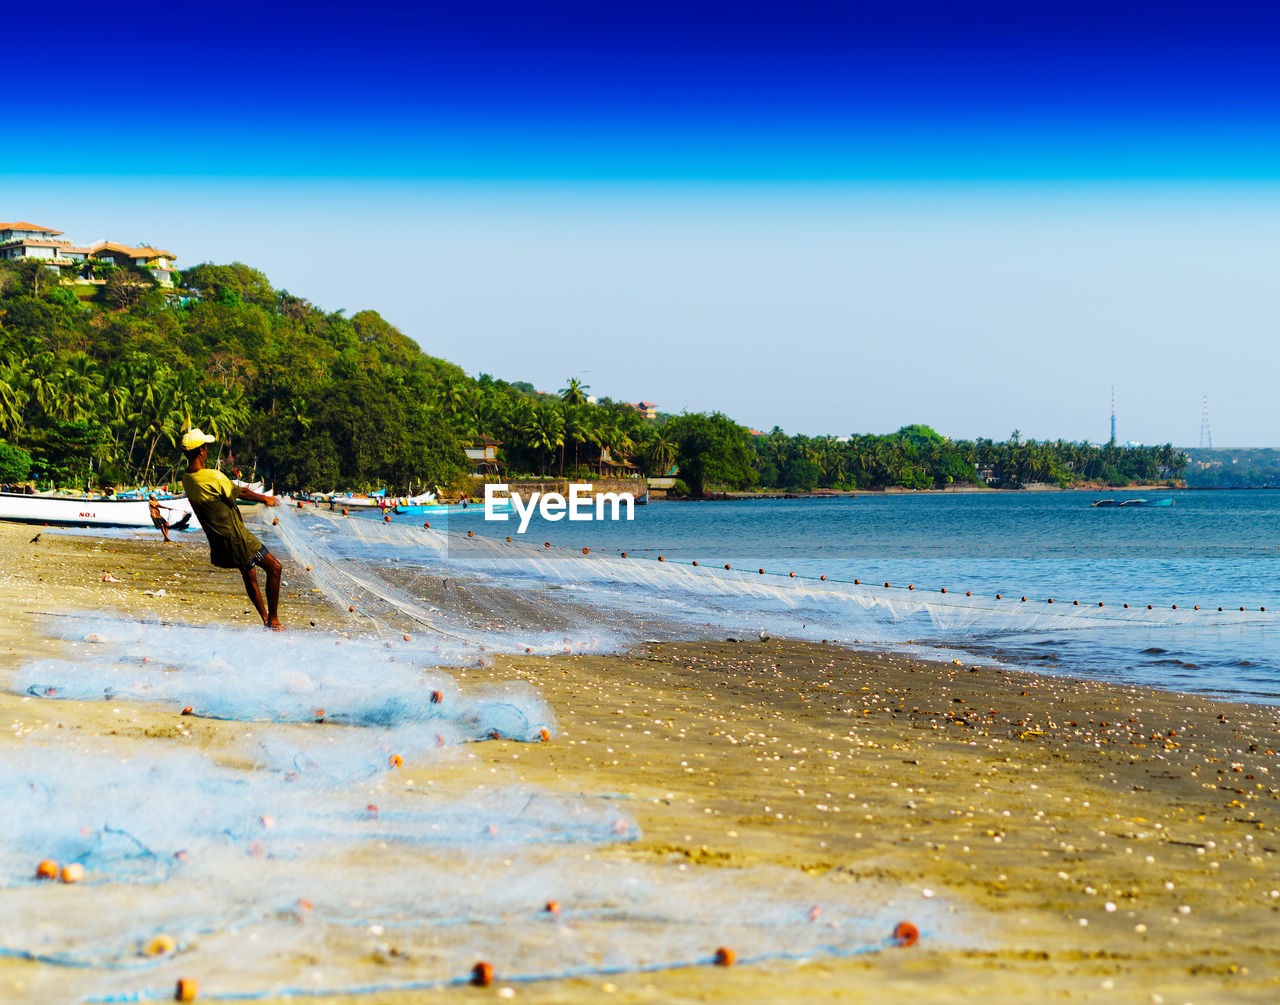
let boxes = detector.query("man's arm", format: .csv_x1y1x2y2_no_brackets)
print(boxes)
238,487,280,508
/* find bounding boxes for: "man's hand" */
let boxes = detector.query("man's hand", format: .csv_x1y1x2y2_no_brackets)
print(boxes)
266,496,280,507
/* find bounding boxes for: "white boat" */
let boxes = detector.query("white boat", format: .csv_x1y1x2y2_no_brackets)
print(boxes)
0,490,201,530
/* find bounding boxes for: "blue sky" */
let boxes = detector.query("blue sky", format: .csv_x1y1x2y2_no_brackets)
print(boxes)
7,1,1280,444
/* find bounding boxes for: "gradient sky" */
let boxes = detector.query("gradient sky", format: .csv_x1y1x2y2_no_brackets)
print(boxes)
7,1,1280,445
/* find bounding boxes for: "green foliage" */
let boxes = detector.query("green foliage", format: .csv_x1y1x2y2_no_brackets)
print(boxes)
750,429,1186,492
663,413,757,497
0,440,33,482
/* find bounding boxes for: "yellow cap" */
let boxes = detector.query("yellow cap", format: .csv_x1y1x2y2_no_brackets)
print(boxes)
181,428,216,451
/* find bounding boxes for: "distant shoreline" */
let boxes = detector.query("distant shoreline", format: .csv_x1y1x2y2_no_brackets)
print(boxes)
663,482,1190,501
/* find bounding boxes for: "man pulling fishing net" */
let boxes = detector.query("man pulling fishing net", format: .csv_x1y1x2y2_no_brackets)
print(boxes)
180,428,285,630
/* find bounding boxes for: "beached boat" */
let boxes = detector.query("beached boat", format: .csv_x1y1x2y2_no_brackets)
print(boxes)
0,490,201,530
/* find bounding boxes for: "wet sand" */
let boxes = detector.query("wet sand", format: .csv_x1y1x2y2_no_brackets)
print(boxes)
0,522,1277,1003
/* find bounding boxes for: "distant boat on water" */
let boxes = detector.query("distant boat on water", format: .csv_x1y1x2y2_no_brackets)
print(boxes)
1091,497,1174,508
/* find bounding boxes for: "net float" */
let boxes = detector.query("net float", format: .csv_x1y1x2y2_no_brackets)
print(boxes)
790,572,795,577
995,594,1002,600
1020,597,1026,602
142,934,175,957
314,709,325,721
939,586,945,593
272,517,279,525
35,859,58,880
893,920,920,946
471,962,494,987
855,579,861,585
488,729,501,739
725,564,731,570
713,947,736,966
582,547,589,554
423,522,429,528
908,584,913,590
305,565,311,571
388,754,403,768
383,514,390,522
545,900,561,915
175,977,199,1001
759,569,765,575
506,536,512,542
348,605,355,612
820,575,826,581
61,863,85,884
403,634,411,641
430,690,443,703
181,706,193,715
884,582,890,588
620,552,628,558
690,560,696,565
539,729,550,741
468,530,474,537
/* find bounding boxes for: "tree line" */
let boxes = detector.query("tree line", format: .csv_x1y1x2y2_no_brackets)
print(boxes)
0,256,1185,494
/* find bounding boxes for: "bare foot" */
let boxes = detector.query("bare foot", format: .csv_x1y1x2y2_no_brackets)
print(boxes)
265,618,284,631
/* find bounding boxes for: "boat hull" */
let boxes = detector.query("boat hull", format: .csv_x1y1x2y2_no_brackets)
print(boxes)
0,492,201,530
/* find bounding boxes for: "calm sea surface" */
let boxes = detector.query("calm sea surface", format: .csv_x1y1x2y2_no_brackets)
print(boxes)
458,489,1280,704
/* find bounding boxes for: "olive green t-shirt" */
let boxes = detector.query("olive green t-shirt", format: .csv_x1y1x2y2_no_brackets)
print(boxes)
181,468,263,569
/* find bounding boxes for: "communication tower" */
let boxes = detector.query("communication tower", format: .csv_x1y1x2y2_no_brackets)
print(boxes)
1110,387,1116,445
1200,396,1212,449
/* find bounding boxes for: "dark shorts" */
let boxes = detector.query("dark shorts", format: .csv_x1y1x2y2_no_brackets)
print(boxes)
152,516,167,529
240,545,268,571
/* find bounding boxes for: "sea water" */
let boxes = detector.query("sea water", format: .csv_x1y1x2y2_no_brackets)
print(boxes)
447,489,1280,703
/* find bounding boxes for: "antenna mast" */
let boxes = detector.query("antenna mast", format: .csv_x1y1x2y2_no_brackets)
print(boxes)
1110,386,1116,445
1200,396,1213,449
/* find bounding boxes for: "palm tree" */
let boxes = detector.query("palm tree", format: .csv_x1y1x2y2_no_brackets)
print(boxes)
559,377,590,405
524,404,564,476
644,428,677,474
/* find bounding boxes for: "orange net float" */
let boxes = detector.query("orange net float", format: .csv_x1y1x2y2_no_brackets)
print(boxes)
621,552,628,558
582,547,590,554
820,575,826,581
544,542,550,548
174,977,199,1002
789,572,795,577
471,962,494,987
545,899,561,915
314,709,325,722
423,522,430,528
60,863,85,884
1148,605,1153,610
468,530,475,537
724,564,731,570
713,947,736,966
908,584,914,590
1194,605,1199,611
505,536,512,542
1123,603,1129,608
657,555,664,562
430,690,443,703
1020,597,1026,602
1073,600,1079,606
884,582,891,588
892,920,920,947
995,594,1002,600
388,754,403,768
939,586,945,593
538,728,550,741
690,559,695,565
1098,602,1104,608
273,517,279,526
966,591,971,596
1218,607,1223,612
348,605,355,612
383,514,390,523
759,569,765,575
1172,604,1178,610
343,509,349,516
35,859,58,881
854,579,860,585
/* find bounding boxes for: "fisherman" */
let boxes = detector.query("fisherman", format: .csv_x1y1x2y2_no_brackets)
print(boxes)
148,493,175,543
180,428,285,630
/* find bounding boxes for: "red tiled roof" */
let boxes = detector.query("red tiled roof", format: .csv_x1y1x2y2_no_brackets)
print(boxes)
0,221,64,235
637,401,657,408
89,241,177,260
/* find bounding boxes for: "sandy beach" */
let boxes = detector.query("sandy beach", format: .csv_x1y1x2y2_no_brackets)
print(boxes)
1,520,1277,1004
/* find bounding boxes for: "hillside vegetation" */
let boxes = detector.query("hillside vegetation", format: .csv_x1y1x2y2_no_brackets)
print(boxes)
0,258,1185,494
